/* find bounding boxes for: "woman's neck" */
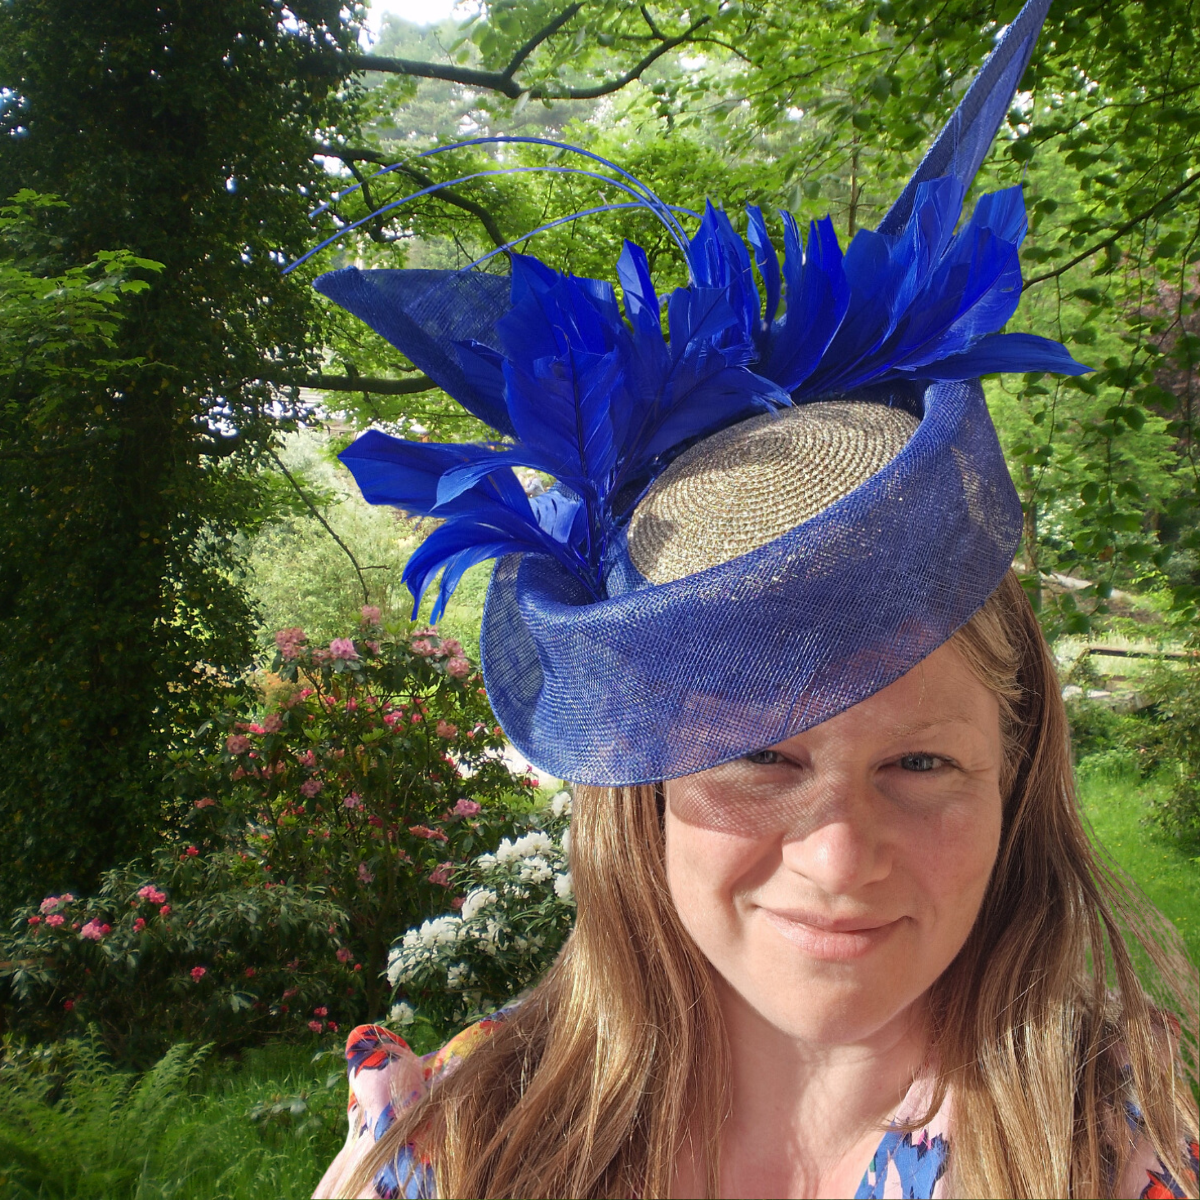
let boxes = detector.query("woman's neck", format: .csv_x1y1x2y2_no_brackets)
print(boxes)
677,981,933,1200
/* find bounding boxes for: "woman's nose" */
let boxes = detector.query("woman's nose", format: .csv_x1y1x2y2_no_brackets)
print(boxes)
778,780,892,894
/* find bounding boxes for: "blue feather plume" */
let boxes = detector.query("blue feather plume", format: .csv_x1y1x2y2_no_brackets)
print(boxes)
332,173,1087,620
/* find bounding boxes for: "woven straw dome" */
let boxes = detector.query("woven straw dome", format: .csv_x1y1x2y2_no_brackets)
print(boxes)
627,401,920,584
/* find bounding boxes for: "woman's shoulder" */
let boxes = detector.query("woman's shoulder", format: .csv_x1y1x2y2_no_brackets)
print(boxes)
313,1011,512,1200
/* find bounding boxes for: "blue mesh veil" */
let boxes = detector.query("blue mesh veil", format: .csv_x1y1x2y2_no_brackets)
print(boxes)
316,0,1083,785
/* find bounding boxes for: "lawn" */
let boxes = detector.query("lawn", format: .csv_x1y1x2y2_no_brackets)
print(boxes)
1079,769,1200,965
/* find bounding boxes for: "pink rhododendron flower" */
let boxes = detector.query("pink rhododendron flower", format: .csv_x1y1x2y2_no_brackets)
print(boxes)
452,798,481,818
39,896,61,914
245,967,256,978
133,918,146,933
184,845,199,857
436,720,458,739
63,999,74,1012
226,734,251,755
440,638,463,658
275,627,307,659
308,1019,323,1032
329,637,358,660
300,778,323,798
408,824,448,842
336,947,352,963
79,919,110,941
446,657,470,678
138,885,166,904
262,713,284,734
194,796,216,809
62,893,75,903
190,966,207,981
328,1021,339,1032
27,915,41,925
367,640,381,654
361,605,381,625
159,904,171,917
357,863,375,883
367,814,383,828
45,914,65,927
410,638,434,656
343,793,362,809
345,697,358,712
382,712,401,727
428,862,453,887
450,896,464,910
313,1006,328,1017
353,963,362,972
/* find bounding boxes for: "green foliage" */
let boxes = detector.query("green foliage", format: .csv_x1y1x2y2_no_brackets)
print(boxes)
0,844,349,1063
243,429,492,656
1139,662,1200,844
0,1035,344,1200
0,1,363,901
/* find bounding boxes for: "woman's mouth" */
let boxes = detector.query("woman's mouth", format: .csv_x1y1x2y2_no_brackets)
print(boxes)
757,907,903,961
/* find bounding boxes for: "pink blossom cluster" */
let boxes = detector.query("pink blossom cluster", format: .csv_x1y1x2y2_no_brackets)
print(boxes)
300,778,323,798
39,894,74,914
428,861,453,887
408,824,448,843
137,885,167,905
329,637,359,660
435,720,458,739
79,919,111,941
452,798,481,818
275,627,307,660
360,605,382,625
190,965,207,981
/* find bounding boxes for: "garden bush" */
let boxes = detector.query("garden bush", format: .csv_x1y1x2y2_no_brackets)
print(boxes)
1,615,533,1059
386,790,575,1049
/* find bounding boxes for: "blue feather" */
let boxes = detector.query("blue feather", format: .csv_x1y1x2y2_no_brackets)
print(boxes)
745,205,782,329
911,331,1090,378
760,214,849,391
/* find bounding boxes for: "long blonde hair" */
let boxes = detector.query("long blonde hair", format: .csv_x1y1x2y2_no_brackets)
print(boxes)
343,571,1198,1198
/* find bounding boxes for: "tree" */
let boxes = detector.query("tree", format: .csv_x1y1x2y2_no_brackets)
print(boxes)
0,1,362,899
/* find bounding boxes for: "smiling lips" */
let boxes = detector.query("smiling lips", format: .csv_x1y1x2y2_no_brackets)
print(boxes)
759,907,904,961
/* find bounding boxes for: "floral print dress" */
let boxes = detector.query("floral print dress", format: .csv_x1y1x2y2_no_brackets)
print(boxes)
314,1019,1198,1200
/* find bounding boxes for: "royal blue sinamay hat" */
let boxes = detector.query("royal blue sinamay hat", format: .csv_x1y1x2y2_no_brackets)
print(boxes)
312,0,1084,786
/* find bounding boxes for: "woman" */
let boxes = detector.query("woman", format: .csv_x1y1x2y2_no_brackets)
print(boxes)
309,1,1198,1194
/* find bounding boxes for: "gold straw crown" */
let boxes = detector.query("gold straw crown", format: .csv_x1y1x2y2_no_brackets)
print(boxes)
627,401,920,584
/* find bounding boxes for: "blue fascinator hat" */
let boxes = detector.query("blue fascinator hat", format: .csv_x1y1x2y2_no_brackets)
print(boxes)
311,0,1085,786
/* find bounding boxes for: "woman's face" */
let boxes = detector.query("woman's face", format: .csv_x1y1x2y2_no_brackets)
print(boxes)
663,641,1005,1047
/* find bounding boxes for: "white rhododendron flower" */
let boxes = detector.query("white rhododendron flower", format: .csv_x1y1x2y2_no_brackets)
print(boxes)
389,1001,416,1026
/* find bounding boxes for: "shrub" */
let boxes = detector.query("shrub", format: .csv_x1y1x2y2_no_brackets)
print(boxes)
386,790,575,1047
1,618,534,1059
0,842,350,1061
1141,660,1200,844
172,611,534,1018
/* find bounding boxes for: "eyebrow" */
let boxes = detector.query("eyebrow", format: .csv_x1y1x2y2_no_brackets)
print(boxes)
875,716,982,739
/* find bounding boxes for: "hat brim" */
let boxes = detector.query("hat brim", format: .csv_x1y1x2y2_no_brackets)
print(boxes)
480,380,1021,786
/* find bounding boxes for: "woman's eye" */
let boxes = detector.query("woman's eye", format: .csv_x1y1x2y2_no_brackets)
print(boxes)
744,748,784,765
898,753,942,773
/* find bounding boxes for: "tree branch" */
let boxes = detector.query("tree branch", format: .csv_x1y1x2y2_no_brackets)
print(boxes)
341,14,709,100
256,371,438,396
315,144,510,251
503,4,583,79
268,449,372,607
1024,172,1200,289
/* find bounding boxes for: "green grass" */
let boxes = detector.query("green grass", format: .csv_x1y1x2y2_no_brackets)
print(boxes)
1079,769,1200,965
